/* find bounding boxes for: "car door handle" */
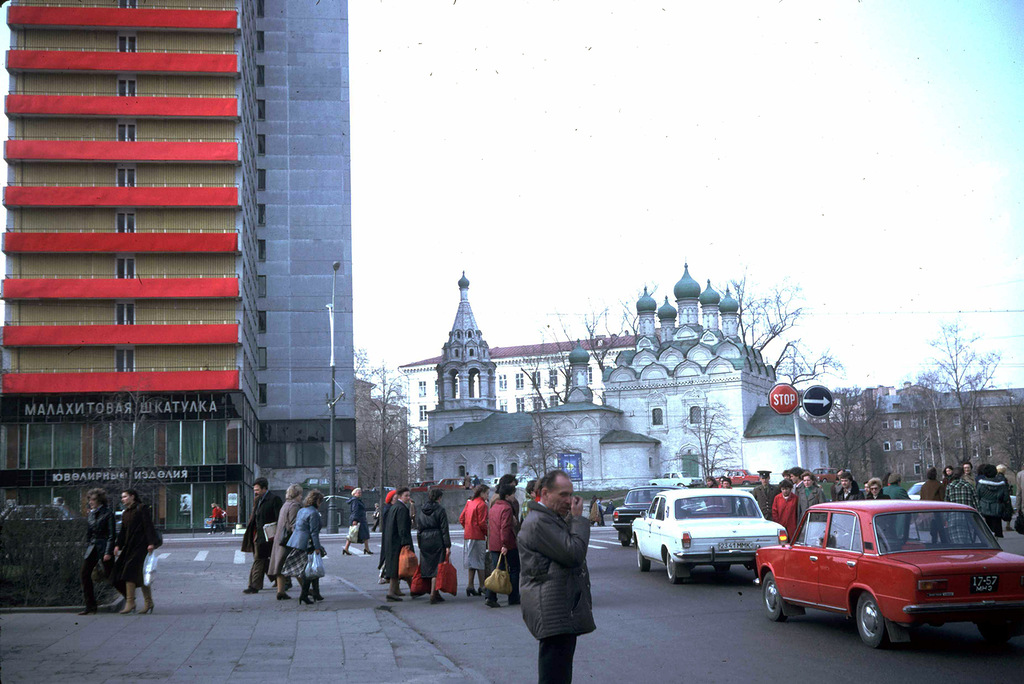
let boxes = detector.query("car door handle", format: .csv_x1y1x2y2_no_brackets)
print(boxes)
846,560,857,568
809,556,818,562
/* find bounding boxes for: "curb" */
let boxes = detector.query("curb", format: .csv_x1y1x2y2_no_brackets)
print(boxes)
1,595,123,615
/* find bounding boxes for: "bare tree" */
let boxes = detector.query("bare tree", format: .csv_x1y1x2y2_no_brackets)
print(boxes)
518,411,582,481
928,321,1001,463
355,351,413,491
682,399,738,478
818,387,882,474
994,390,1024,472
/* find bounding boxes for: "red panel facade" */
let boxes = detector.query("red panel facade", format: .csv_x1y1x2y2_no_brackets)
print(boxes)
2,278,239,300
3,186,238,208
2,324,238,347
8,50,237,75
7,7,239,32
5,140,238,163
2,370,240,394
6,95,238,119
4,233,238,254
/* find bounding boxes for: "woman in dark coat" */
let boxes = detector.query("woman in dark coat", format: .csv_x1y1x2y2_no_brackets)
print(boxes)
79,487,116,615
343,488,372,555
112,489,158,614
417,488,452,604
381,487,413,602
976,463,1010,538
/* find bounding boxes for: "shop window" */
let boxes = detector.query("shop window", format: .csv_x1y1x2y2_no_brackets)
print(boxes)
92,424,110,466
205,420,227,465
27,424,52,469
53,424,81,468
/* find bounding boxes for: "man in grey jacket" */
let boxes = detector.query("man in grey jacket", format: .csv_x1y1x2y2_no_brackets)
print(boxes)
518,469,595,684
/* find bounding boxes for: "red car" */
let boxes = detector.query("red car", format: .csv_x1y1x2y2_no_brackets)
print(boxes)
812,467,840,483
756,501,1024,648
726,469,761,486
409,480,436,493
436,478,471,489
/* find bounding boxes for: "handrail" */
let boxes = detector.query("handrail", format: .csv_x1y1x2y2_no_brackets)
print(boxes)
7,182,237,187
5,319,239,325
10,46,236,55
11,90,236,99
11,1,235,10
5,273,239,278
8,135,238,142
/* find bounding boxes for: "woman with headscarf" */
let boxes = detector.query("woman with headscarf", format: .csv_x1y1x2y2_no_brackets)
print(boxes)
112,489,158,614
417,488,452,604
343,488,372,555
282,490,327,605
269,483,303,600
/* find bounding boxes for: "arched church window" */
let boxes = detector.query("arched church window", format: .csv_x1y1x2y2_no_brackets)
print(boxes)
456,331,462,339
458,465,466,477
510,462,518,474
689,406,701,424
469,349,475,357
651,408,664,426
467,331,473,338
454,350,460,357
486,463,495,476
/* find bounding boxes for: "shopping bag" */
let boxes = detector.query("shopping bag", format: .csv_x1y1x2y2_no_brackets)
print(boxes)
437,560,458,595
1015,512,1024,535
304,552,326,579
143,551,158,587
398,545,418,580
484,551,512,595
347,522,360,543
410,566,430,596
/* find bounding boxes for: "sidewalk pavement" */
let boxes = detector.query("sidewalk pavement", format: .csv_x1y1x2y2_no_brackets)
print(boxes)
0,540,486,683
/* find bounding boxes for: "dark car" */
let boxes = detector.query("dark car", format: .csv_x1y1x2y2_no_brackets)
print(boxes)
612,485,682,546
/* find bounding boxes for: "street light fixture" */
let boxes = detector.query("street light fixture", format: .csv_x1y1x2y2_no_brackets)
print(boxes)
326,260,341,534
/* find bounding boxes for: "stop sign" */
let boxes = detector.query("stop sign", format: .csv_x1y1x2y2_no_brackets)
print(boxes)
769,383,800,415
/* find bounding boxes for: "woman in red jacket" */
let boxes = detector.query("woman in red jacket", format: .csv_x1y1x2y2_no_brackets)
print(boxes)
458,484,489,596
484,482,520,608
771,480,799,541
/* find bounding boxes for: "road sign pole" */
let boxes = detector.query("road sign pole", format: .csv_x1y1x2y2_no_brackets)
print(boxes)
793,412,803,470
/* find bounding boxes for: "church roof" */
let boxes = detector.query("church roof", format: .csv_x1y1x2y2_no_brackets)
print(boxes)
401,335,638,369
430,412,533,448
744,406,827,439
540,401,622,414
600,430,661,445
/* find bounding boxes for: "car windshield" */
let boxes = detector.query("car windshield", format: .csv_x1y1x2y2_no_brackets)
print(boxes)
674,496,761,519
625,489,659,505
874,510,1000,554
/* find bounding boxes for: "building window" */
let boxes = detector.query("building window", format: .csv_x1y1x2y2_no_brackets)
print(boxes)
689,406,701,424
257,169,266,190
913,462,921,476
548,369,558,388
910,418,919,428
119,0,138,7
116,212,135,233
510,462,518,474
882,441,891,452
117,35,137,53
257,99,266,120
953,415,961,426
418,381,427,397
468,349,474,357
116,167,136,187
115,303,135,325
256,31,265,51
587,366,593,383
117,79,137,96
257,134,266,155
115,257,135,279
256,0,264,17
419,405,427,421
499,375,507,391
532,397,542,411
652,407,664,426
258,383,267,405
923,417,929,427
257,310,266,333
117,123,136,141
895,440,903,451
911,440,920,450
419,429,428,446
515,397,525,412
458,464,466,477
956,439,963,448
532,371,541,388
257,347,267,370
982,420,990,432
257,239,266,261
257,203,266,225
115,348,134,372
892,419,902,429
486,464,495,476
881,420,889,430
985,446,992,457
549,394,559,407
499,400,507,412
515,373,524,390
257,275,267,297
256,65,265,86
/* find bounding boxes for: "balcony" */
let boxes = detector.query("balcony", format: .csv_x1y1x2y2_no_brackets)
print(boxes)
6,93,238,119
5,138,239,163
8,3,239,33
2,323,238,346
2,275,239,300
1,369,241,394
3,232,239,253
7,48,238,76
3,183,239,208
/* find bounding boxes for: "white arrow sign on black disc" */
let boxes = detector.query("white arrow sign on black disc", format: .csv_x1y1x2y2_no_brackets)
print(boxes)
801,385,834,418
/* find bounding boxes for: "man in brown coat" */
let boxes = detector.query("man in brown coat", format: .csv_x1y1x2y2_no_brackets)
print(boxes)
241,477,283,594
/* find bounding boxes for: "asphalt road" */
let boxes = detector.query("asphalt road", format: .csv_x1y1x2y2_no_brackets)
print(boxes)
150,524,1024,683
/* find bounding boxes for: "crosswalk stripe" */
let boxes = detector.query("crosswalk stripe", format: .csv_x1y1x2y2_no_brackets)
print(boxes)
158,552,170,560
451,542,464,547
233,550,245,565
194,550,208,562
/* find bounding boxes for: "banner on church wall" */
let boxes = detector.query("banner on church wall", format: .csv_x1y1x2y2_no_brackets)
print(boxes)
557,453,582,482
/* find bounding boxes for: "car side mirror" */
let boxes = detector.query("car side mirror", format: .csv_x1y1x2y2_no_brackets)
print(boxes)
641,511,647,519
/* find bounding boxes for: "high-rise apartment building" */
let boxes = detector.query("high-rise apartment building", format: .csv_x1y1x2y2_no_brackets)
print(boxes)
0,0,353,526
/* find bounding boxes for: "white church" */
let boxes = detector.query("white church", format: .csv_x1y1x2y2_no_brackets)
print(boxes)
424,269,828,488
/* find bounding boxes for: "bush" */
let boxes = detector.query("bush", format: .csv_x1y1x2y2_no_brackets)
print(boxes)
0,518,117,607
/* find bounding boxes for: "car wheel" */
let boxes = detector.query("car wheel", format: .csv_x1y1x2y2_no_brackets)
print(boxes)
665,554,686,584
762,571,787,622
636,541,650,572
977,620,1017,644
856,593,890,649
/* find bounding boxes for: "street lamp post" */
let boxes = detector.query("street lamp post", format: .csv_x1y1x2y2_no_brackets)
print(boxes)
326,261,341,534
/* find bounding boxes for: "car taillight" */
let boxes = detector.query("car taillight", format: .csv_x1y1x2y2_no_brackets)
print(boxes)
613,510,619,521
777,529,788,544
917,579,948,591
682,532,691,549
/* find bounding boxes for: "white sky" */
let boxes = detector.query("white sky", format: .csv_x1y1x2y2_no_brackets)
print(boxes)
349,1,1024,389
1,2,1021,391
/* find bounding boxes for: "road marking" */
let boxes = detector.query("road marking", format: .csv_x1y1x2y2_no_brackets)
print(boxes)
234,550,245,565
451,542,464,547
194,550,208,561
158,553,170,560
587,544,605,550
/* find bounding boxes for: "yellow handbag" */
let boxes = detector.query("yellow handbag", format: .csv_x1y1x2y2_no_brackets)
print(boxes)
484,551,512,595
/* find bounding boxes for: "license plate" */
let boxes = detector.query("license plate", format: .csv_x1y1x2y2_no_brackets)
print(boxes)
718,541,755,550
970,575,999,593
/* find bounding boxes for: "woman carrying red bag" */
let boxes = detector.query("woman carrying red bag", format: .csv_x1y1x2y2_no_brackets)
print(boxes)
417,488,452,604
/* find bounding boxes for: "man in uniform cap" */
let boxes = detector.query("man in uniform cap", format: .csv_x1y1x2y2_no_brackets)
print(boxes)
751,470,779,521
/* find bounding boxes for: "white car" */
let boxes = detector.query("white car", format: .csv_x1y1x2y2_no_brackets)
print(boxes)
632,488,785,583
650,472,703,487
908,481,1017,508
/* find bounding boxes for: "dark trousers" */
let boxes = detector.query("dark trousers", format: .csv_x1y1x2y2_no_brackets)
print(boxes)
248,556,269,590
538,633,577,684
80,548,108,610
983,515,1004,538
484,548,520,604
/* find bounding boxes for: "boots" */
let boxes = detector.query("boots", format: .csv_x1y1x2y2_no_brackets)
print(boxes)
298,578,314,605
311,578,324,602
119,582,137,614
140,585,154,614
